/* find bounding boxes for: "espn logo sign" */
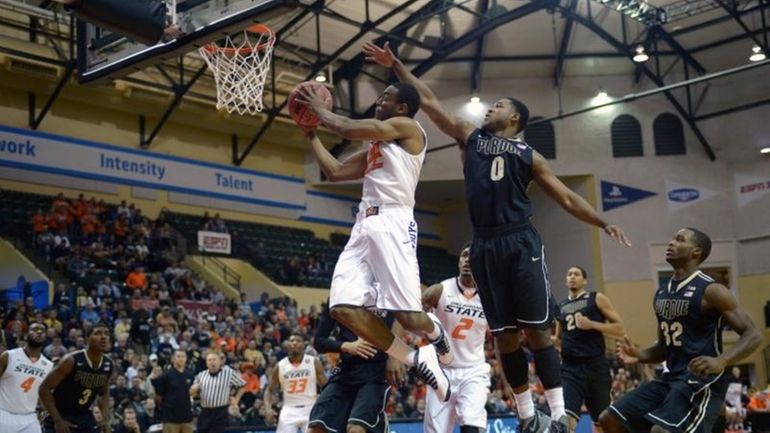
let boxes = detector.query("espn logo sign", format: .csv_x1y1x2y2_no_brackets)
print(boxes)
197,230,232,255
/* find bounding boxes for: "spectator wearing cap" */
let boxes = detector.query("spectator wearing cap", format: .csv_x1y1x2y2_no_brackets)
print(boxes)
151,348,195,433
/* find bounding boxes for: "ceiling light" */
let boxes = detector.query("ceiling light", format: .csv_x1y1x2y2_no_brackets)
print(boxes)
760,146,770,154
470,96,480,103
633,46,649,63
314,72,327,83
749,45,766,62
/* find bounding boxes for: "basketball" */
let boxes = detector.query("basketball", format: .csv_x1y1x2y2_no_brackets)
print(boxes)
288,82,333,128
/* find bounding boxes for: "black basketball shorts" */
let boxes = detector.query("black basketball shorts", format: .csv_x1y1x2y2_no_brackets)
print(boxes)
562,356,612,422
608,372,728,433
308,381,390,433
470,223,554,333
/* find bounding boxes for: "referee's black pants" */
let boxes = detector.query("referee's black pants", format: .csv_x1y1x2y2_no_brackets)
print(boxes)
198,406,229,433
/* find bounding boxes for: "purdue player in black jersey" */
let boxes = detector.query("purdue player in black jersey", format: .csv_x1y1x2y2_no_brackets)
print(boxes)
308,300,395,433
555,266,626,432
40,322,114,433
363,42,631,433
599,228,761,433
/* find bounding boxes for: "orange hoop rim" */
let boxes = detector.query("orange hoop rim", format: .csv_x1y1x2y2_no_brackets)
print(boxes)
202,24,275,56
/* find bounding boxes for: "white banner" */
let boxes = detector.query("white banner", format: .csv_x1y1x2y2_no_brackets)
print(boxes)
734,174,770,207
0,124,306,211
197,231,231,254
665,180,717,212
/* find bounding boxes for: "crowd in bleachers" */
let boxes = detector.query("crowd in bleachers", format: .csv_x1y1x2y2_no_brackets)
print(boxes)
1,190,767,433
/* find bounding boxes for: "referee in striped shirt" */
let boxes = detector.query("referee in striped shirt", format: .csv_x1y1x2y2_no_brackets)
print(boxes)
190,350,246,433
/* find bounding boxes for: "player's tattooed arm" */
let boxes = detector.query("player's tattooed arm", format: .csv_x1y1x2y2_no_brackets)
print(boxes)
532,152,631,247
39,354,77,432
362,41,476,146
422,283,444,311
304,129,368,182
689,283,761,376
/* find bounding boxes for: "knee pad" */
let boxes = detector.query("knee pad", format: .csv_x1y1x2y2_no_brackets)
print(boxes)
500,348,529,388
533,346,562,389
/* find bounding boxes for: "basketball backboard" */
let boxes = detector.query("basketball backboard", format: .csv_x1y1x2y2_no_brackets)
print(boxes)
76,0,298,84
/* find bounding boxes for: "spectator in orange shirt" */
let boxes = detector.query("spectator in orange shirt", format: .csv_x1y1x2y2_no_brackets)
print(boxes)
114,215,128,241
748,389,769,412
31,209,46,240
126,266,148,291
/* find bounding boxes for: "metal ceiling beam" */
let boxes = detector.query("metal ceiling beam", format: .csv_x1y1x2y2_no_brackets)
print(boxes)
560,6,717,160
334,0,447,81
716,0,767,50
353,0,554,120
669,1,770,37
654,26,707,74
234,0,423,165
470,0,490,94
694,96,770,121
555,0,579,87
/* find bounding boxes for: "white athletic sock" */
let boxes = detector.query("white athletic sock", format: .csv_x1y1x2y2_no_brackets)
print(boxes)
545,387,566,420
385,338,415,367
426,321,441,341
513,389,536,420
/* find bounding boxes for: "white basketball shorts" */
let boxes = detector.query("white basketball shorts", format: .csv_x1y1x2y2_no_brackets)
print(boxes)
0,407,41,433
330,205,422,312
276,404,312,433
424,364,491,433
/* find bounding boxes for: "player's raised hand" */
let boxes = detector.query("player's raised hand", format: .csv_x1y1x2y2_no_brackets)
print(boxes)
362,41,396,68
688,356,726,377
616,336,640,365
604,224,632,247
342,338,378,359
293,85,325,112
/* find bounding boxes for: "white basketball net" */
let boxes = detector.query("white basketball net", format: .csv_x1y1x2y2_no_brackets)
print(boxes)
199,26,275,116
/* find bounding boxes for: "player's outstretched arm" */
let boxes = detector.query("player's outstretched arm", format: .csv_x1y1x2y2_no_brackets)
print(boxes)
305,129,367,182
532,152,631,246
362,41,475,145
298,87,423,143
689,284,761,376
39,354,77,433
577,293,627,338
618,328,667,365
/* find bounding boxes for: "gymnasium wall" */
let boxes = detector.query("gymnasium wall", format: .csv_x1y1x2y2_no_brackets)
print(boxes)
0,77,446,246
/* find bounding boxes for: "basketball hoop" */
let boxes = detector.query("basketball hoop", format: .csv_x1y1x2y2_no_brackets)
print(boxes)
199,24,275,115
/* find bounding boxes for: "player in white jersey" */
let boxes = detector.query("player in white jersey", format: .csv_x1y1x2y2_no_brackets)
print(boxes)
300,82,452,402
422,244,491,433
263,335,327,433
0,322,54,433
